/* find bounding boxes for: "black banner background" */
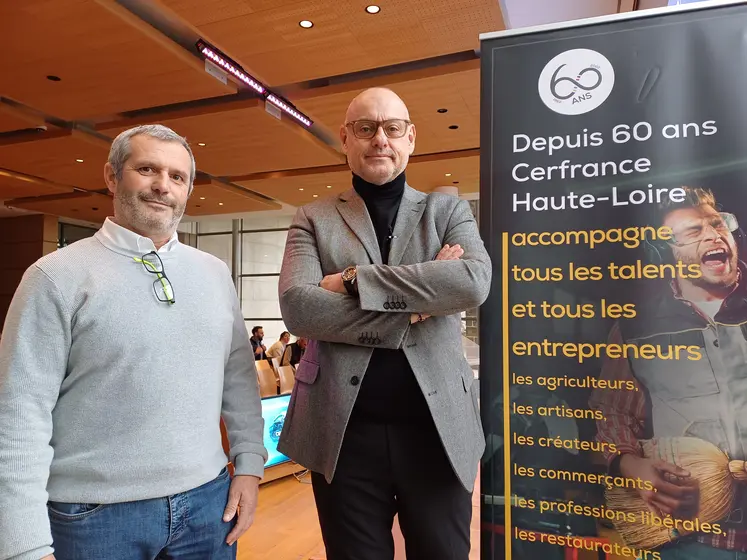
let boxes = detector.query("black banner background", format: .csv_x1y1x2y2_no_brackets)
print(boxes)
479,3,747,559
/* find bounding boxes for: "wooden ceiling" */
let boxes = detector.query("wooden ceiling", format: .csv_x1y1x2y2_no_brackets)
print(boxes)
0,0,500,224
162,0,504,85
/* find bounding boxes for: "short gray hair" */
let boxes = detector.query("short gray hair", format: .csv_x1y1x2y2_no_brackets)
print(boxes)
108,124,196,192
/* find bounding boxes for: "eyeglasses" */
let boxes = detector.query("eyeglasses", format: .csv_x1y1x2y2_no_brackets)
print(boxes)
667,212,738,247
133,251,175,305
345,119,412,139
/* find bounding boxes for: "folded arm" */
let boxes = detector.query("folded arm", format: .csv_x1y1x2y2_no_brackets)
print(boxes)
0,266,69,560
589,323,646,470
356,199,492,316
279,206,411,349
221,273,268,478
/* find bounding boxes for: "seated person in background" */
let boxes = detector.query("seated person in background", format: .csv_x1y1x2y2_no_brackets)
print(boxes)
250,325,266,361
280,337,307,367
267,331,290,359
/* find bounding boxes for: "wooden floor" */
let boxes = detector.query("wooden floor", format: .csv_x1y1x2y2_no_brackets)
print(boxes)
237,470,480,560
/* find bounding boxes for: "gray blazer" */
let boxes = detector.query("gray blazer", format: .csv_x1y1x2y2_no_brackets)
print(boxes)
277,185,492,492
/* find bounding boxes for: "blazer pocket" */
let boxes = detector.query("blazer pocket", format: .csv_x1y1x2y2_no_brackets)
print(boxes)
295,359,319,384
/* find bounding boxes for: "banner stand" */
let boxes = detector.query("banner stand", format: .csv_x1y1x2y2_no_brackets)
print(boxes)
479,2,747,559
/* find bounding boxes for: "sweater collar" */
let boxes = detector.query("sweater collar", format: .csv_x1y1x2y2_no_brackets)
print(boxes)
352,171,406,202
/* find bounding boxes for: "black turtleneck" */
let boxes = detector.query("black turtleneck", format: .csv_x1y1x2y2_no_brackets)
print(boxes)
349,172,431,425
353,172,405,263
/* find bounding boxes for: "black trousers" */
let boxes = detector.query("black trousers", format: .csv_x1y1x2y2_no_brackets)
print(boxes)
311,418,472,560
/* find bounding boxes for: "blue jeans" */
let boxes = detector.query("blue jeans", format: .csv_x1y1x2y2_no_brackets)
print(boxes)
49,466,236,560
660,539,747,560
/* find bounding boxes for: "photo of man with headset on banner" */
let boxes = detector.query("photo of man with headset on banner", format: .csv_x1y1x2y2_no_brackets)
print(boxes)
592,186,747,559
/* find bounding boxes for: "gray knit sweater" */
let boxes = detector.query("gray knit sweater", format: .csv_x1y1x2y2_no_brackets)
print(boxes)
0,226,266,560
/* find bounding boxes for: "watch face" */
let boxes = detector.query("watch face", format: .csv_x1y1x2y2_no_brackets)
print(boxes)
342,267,356,281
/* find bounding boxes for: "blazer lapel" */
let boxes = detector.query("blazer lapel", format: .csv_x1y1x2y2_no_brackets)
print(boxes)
388,185,426,266
336,189,382,265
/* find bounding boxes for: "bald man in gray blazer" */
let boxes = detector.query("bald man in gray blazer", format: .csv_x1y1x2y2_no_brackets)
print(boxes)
278,87,492,560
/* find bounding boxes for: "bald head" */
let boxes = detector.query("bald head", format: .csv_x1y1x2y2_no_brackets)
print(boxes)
344,87,410,123
340,87,416,185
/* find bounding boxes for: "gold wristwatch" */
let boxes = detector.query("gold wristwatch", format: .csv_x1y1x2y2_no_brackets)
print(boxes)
341,266,359,297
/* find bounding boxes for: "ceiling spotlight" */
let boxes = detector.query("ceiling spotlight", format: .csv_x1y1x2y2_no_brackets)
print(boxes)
218,202,224,206
46,75,61,82
326,185,332,189
313,194,319,198
299,20,313,28
197,142,206,147
445,173,451,177
365,5,381,14
75,159,84,163
449,125,459,130
199,197,206,200
437,108,448,113
299,188,304,191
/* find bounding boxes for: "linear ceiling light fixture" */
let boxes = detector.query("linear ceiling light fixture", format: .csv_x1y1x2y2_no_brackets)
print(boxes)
197,40,265,94
195,39,313,128
266,94,313,127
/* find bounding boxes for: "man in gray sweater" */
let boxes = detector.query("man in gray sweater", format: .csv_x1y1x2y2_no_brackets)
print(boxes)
0,124,267,560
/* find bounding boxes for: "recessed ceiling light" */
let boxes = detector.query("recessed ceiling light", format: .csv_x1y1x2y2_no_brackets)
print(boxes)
46,75,61,82
453,181,460,184
219,202,224,206
326,185,332,189
75,159,84,163
449,125,459,130
365,5,381,14
299,20,313,28
197,142,206,147
437,108,448,113
199,197,205,200
313,194,319,198
299,188,304,191
445,173,451,177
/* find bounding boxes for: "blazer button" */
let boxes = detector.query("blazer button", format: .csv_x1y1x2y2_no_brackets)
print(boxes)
350,376,360,386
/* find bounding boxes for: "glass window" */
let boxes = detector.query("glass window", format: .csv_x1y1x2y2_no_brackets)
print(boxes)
197,219,233,234
241,276,281,318
197,234,232,272
241,214,294,230
245,320,289,346
241,231,287,275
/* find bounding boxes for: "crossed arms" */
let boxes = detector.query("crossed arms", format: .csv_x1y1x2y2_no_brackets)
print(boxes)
278,199,492,349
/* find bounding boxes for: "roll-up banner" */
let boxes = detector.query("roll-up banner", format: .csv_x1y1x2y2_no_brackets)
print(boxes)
479,2,747,559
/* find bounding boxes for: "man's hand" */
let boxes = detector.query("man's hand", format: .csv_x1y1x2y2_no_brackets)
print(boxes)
411,244,465,324
319,273,346,294
223,475,260,546
436,243,464,261
619,455,699,518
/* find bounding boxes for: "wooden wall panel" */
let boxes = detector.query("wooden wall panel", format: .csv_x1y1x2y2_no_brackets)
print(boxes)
0,214,57,329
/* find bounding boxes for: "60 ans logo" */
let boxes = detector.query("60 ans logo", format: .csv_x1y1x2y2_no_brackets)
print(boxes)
538,49,615,115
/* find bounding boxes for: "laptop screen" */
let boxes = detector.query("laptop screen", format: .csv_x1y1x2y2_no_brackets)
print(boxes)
261,394,292,468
